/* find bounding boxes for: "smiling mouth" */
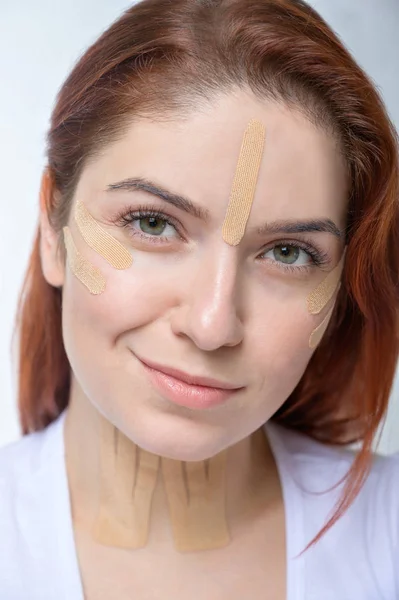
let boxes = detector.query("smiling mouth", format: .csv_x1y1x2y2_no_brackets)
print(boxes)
134,353,245,411
136,355,244,390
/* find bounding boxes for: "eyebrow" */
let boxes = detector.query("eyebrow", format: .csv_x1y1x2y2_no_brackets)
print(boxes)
106,177,210,221
106,177,344,240
253,218,344,239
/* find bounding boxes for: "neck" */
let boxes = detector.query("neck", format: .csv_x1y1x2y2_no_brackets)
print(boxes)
64,378,280,553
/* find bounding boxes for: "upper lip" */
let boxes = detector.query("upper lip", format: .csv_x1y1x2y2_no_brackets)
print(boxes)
136,355,243,390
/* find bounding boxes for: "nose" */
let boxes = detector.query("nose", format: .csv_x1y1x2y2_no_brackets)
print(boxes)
170,245,244,351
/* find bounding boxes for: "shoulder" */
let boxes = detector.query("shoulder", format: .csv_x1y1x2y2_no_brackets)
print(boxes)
0,409,66,504
0,412,66,495
0,424,54,481
267,420,399,520
267,418,399,485
266,421,399,598
0,413,67,597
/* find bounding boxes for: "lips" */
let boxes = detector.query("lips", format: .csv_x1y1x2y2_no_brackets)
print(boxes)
136,354,244,410
136,355,243,390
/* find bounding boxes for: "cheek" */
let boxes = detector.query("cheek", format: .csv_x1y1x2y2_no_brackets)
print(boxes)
250,297,328,392
60,254,190,421
61,258,179,355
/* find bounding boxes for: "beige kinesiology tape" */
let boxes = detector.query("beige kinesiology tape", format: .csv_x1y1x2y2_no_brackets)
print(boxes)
63,227,106,295
222,119,266,246
309,305,335,349
307,253,345,315
62,201,133,295
74,200,133,269
93,414,230,552
162,447,230,552
93,414,160,549
307,251,346,349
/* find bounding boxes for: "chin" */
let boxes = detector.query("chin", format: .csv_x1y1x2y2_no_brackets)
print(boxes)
150,445,215,462
139,430,223,462
123,411,225,462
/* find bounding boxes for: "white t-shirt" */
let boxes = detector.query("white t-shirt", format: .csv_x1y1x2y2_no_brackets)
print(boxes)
0,410,398,599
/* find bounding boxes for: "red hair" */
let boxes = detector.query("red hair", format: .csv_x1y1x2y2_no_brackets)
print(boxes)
15,0,399,548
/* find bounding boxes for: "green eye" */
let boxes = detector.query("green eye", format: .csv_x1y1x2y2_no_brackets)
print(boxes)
139,216,167,236
273,245,300,264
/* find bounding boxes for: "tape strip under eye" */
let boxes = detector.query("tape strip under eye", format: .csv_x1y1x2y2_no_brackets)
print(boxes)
63,226,106,295
307,252,345,315
74,200,133,269
309,305,334,349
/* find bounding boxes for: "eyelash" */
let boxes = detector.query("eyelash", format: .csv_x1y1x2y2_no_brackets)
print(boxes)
113,204,331,273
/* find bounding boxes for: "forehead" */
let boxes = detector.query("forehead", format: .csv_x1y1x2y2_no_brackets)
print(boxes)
81,91,348,225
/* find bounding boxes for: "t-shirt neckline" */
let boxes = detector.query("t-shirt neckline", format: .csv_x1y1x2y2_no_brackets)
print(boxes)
264,421,306,600
48,411,85,599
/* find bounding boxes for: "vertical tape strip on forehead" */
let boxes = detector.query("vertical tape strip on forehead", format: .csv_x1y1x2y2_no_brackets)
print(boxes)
74,200,133,269
307,253,345,315
63,227,106,295
222,119,266,246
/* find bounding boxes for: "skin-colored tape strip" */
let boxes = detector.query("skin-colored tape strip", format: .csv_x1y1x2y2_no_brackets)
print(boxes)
222,119,266,246
307,253,345,315
94,415,230,552
93,416,159,548
74,200,133,269
63,227,106,295
161,450,230,552
309,305,335,349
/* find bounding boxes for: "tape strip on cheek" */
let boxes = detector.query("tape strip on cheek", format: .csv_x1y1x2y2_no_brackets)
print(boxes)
307,253,345,315
161,451,230,552
74,200,133,269
93,416,159,548
309,305,335,349
62,227,106,295
222,119,266,246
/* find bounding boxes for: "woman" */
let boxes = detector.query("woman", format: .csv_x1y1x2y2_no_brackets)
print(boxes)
1,0,398,597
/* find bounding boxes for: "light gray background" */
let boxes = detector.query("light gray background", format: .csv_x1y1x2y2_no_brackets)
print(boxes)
1,0,398,451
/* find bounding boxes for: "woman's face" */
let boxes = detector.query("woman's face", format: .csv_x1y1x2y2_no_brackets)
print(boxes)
43,90,348,460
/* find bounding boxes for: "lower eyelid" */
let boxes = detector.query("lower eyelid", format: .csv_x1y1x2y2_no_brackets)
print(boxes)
259,259,320,281
127,226,168,242
261,255,313,272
